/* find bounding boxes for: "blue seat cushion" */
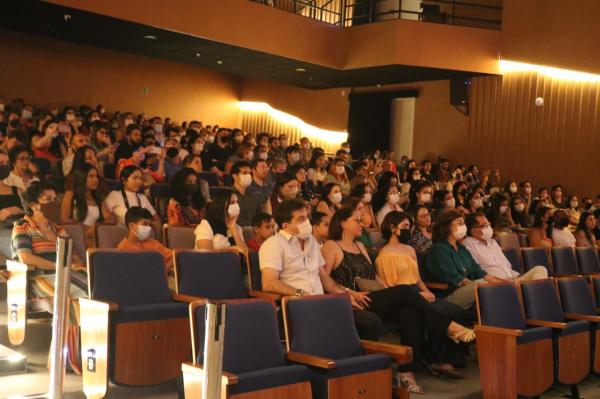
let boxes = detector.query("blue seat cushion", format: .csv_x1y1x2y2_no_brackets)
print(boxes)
228,365,312,395
114,302,189,323
517,327,552,345
555,320,590,337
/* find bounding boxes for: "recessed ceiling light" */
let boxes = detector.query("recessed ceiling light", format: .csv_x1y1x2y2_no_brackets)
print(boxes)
295,68,306,72
217,60,223,65
144,35,157,40
196,53,201,57
376,84,383,88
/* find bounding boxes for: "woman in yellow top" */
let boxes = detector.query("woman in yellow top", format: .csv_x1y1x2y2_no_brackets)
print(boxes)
377,210,471,379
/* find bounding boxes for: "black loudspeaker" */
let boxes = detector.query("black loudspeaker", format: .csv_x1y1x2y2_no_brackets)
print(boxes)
450,78,470,106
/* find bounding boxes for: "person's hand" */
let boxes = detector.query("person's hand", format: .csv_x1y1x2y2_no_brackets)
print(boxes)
159,148,166,161
419,291,436,303
0,270,10,282
349,295,365,310
458,278,472,287
349,290,371,309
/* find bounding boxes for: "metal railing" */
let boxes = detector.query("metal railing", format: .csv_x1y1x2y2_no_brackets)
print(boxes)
250,0,502,30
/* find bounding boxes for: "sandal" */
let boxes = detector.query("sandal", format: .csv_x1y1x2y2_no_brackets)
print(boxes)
430,364,464,379
398,373,425,394
448,328,476,344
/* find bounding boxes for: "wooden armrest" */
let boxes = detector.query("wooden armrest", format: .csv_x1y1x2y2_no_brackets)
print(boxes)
286,351,336,369
564,313,600,323
361,340,413,364
172,293,203,303
182,362,238,385
526,319,567,329
475,324,523,336
80,298,119,311
424,281,449,290
248,290,281,301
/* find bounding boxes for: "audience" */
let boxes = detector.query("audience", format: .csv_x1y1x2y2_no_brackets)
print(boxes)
551,209,576,247
574,211,597,248
167,167,206,225
246,212,275,251
104,165,159,224
315,182,342,217
194,189,246,250
528,206,554,248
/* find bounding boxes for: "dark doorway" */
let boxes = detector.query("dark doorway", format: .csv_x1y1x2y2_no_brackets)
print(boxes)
347,90,418,156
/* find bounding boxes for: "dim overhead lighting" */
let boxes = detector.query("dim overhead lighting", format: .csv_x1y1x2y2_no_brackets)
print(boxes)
217,60,223,65
238,101,348,145
499,60,600,82
376,84,383,88
143,35,157,40
196,53,201,58
295,68,306,72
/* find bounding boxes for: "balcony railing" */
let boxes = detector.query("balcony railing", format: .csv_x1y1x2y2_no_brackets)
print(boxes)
251,0,502,30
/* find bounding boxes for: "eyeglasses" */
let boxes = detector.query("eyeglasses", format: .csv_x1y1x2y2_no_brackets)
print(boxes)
17,156,31,162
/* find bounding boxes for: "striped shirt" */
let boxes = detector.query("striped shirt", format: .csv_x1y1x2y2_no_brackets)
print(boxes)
11,215,67,262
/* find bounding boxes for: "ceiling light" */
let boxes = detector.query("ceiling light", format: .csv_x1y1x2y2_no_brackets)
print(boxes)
376,84,383,88
196,53,201,57
295,68,306,72
217,60,223,65
143,35,157,40
499,59,600,82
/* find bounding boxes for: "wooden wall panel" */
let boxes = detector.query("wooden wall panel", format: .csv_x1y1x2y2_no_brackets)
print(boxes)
466,72,600,198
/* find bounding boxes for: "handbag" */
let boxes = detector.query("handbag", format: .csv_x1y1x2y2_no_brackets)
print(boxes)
353,277,385,292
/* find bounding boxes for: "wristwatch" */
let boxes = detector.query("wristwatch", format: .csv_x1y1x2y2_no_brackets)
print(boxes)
295,288,305,296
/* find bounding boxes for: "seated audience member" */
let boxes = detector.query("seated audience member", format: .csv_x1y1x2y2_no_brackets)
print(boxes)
246,212,275,252
167,167,206,226
164,147,182,184
6,145,40,191
377,211,470,377
574,211,597,248
246,158,272,205
321,207,475,393
408,180,434,210
207,128,232,177
485,193,515,231
114,123,143,162
298,137,312,165
225,142,253,173
11,181,86,373
31,119,67,161
117,206,173,282
60,164,112,244
65,146,104,189
464,212,547,280
528,206,554,249
519,181,533,210
90,121,118,164
350,161,373,190
284,146,301,167
269,172,299,216
350,183,377,229
61,132,90,176
510,194,531,228
289,164,314,203
342,196,375,250
0,152,25,258
375,183,403,226
465,191,484,214
324,157,351,195
503,181,519,198
551,184,566,208
195,189,246,251
104,165,159,224
565,195,581,226
432,189,455,219
551,209,576,247
231,161,264,226
311,211,330,246
265,157,286,190
427,209,504,310
537,187,551,206
593,209,600,247
452,181,469,213
306,152,328,193
181,154,210,201
407,204,433,253
315,183,342,218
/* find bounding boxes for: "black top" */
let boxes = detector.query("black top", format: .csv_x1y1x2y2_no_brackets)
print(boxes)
330,242,375,290
0,186,22,210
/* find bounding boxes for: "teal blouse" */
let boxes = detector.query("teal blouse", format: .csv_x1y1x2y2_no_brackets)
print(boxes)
426,240,487,287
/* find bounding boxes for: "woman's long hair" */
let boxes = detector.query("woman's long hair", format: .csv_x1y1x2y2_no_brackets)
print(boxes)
71,163,104,222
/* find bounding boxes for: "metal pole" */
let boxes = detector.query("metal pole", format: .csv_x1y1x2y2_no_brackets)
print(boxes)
201,302,226,399
48,235,73,399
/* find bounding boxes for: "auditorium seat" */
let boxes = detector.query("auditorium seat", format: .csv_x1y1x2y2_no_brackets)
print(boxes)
282,294,412,399
104,179,123,192
198,171,220,186
556,276,600,373
520,279,590,393
495,231,520,250
80,250,191,398
475,282,553,398
576,247,600,274
61,223,87,260
551,247,579,276
182,299,312,399
521,247,552,274
162,224,195,249
94,223,128,248
502,248,523,274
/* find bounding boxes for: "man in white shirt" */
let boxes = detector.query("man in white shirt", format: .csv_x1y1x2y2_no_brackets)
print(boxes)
464,212,547,281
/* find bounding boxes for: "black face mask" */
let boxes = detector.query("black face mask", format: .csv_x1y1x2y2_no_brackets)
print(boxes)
0,164,10,180
545,218,554,227
397,228,412,244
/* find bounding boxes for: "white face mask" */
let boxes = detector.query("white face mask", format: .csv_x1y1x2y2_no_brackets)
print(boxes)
238,174,252,188
500,205,508,214
343,147,351,153
335,166,345,175
21,109,32,119
135,224,152,241
509,185,517,193
193,143,204,153
453,224,467,240
154,124,163,134
388,193,400,205
514,203,525,212
124,118,133,126
296,219,312,240
66,113,76,121
481,225,494,241
362,193,372,204
259,152,268,160
290,153,300,163
420,193,431,203
446,198,456,208
570,201,578,209
473,198,483,208
330,192,342,205
206,135,215,144
228,203,241,218
524,187,532,194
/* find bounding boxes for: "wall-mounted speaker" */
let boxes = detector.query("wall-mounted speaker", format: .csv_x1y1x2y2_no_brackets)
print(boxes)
450,78,471,106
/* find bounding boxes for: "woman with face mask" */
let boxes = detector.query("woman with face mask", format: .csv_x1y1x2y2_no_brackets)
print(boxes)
503,181,519,198
324,157,351,196
320,208,475,393
466,191,484,214
565,195,581,226
574,211,597,248
432,189,455,220
306,153,328,194
427,209,504,310
375,185,403,227
485,193,516,231
269,172,300,216
350,183,377,229
528,206,554,249
551,209,576,248
509,195,532,228
167,168,207,225
378,211,472,379
316,183,343,218
195,189,246,251
408,180,433,210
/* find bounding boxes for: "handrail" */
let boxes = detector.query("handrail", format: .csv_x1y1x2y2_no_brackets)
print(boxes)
250,0,502,30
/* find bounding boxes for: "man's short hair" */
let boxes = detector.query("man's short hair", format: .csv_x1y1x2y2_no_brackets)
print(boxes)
252,212,273,228
231,161,251,176
126,124,142,135
465,212,486,236
125,206,153,226
311,211,328,226
250,158,267,170
274,199,305,227
285,146,299,155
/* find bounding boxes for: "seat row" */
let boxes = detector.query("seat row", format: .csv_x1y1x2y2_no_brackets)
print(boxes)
502,246,600,276
475,276,600,398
